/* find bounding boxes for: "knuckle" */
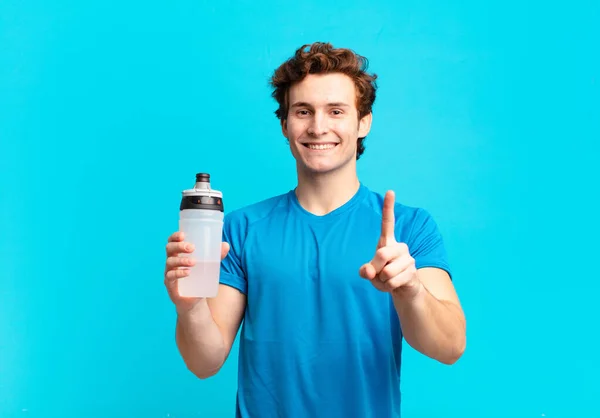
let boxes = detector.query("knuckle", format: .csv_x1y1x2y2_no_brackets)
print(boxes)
376,247,390,262
386,277,401,291
386,245,396,255
380,266,394,281
165,269,184,282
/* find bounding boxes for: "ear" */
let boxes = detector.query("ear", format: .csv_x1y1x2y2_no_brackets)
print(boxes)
358,112,372,138
281,118,289,139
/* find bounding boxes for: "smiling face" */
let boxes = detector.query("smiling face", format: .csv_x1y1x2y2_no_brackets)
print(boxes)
282,73,372,176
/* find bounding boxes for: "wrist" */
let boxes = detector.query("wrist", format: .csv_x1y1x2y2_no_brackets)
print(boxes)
176,298,208,322
392,277,425,304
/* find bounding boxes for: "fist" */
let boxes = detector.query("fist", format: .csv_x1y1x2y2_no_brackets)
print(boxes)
359,191,422,299
164,231,230,311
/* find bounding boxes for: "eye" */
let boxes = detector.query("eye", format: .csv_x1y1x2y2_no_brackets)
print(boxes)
331,109,343,116
297,109,310,116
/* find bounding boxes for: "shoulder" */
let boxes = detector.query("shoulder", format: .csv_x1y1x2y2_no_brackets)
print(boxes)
224,191,291,231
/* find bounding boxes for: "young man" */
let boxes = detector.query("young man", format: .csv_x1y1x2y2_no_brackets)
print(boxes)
164,42,466,418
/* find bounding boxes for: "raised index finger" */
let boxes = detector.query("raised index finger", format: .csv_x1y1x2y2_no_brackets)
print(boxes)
380,190,396,244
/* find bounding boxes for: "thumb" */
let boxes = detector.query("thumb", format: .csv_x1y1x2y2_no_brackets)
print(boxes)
359,263,376,280
221,242,230,260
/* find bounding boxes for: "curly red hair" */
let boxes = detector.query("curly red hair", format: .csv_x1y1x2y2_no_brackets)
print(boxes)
269,42,378,159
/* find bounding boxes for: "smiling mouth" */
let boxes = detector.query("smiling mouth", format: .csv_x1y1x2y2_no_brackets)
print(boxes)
303,143,338,150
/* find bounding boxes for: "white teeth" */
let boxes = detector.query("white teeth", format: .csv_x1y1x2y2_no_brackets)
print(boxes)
306,143,336,150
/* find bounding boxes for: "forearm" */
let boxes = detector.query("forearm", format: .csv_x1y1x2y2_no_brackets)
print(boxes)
176,299,226,378
393,284,466,364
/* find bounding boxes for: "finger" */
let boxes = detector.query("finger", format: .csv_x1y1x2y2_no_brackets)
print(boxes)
380,190,396,245
359,263,377,280
377,258,408,282
166,241,195,257
383,270,414,292
377,255,414,283
221,242,230,260
166,256,196,270
368,274,387,292
370,245,402,274
166,232,184,256
168,231,185,242
165,268,190,283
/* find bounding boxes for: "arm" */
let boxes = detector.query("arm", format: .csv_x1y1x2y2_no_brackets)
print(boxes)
391,267,466,364
359,191,466,365
165,232,247,379
176,284,246,379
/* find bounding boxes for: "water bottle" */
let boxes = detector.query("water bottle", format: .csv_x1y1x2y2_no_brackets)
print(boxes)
177,173,224,298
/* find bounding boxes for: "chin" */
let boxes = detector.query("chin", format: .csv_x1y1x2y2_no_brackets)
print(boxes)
298,160,345,175
291,144,356,176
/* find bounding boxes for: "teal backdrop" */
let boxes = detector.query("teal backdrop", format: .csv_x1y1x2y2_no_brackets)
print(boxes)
1,1,599,417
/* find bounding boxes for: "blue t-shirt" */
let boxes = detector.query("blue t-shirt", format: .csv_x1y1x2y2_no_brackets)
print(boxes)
220,183,451,418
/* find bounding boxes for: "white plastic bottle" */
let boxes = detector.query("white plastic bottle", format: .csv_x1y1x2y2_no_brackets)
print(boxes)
177,173,224,298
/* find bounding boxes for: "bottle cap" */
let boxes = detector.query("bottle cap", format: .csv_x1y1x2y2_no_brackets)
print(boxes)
180,173,224,211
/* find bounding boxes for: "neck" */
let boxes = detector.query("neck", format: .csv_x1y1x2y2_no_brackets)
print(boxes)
295,163,361,216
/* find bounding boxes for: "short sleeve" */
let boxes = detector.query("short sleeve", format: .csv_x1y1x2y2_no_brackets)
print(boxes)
220,212,248,294
406,209,452,280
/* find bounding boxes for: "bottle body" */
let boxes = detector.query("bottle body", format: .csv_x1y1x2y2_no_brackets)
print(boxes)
177,173,225,298
178,209,224,298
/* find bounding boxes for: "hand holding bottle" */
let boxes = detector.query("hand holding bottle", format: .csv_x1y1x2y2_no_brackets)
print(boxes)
164,231,230,312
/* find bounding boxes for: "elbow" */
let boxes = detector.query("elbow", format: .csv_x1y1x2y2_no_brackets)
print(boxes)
193,368,220,380
178,344,224,379
186,361,223,380
440,335,466,365
175,330,225,380
441,316,467,365
440,349,464,365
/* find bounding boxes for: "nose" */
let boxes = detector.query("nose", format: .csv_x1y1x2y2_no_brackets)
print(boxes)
307,112,329,136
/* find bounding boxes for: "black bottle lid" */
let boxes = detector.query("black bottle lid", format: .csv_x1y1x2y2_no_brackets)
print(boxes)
180,173,224,212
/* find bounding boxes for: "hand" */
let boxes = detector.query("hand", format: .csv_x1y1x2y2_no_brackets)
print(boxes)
359,191,423,300
164,231,230,312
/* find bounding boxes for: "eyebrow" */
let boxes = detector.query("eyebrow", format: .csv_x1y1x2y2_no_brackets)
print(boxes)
290,101,351,108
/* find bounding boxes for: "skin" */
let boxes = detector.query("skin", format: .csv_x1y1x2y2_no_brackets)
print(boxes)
164,72,466,379
359,189,466,364
281,72,372,215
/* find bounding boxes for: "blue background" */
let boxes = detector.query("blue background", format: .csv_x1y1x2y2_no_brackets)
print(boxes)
1,1,599,417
